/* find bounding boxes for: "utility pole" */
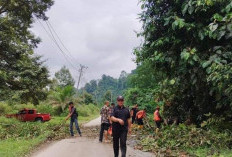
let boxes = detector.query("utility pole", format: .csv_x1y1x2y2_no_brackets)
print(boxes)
77,64,88,90
111,90,113,102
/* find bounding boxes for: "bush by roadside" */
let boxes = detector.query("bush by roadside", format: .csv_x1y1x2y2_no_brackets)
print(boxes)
133,117,232,156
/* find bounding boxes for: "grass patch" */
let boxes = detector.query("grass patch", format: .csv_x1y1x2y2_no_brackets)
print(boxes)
0,136,46,157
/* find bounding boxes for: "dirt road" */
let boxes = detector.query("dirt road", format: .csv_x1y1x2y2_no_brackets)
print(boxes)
31,117,154,157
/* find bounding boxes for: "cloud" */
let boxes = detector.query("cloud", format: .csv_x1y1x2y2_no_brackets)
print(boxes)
32,0,142,87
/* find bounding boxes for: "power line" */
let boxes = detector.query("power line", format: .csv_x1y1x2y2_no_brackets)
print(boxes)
46,20,80,64
36,18,91,88
44,20,79,71
37,18,79,71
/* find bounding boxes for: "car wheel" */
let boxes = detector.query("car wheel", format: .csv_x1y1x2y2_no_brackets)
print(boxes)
35,118,43,122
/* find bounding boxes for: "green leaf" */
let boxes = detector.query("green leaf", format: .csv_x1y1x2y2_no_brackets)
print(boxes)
141,4,145,9
193,55,199,61
182,4,188,15
170,79,175,85
188,6,194,14
209,23,218,32
217,31,226,40
164,17,171,26
225,2,232,13
198,31,205,40
213,13,223,22
202,61,212,68
181,51,190,60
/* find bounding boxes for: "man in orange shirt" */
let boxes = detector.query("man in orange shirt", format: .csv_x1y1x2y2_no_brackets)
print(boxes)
136,108,146,129
154,106,162,132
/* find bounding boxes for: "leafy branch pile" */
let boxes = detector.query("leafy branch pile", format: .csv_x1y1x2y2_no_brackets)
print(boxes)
136,124,232,156
0,117,69,141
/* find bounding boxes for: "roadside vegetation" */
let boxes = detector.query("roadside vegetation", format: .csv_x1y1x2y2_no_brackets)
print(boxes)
0,103,99,157
133,121,232,156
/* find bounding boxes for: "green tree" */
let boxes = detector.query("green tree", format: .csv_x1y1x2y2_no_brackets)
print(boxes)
136,0,232,123
58,85,75,103
83,92,94,105
55,66,75,87
0,0,54,104
82,73,130,103
118,71,128,90
85,80,98,94
104,90,112,102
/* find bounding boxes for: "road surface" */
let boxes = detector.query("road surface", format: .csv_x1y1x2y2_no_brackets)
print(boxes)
83,116,101,127
31,117,154,157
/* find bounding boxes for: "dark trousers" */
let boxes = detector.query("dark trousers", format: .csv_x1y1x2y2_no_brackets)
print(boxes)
99,123,110,142
132,117,136,124
155,121,161,128
137,118,144,125
70,118,81,136
113,129,128,157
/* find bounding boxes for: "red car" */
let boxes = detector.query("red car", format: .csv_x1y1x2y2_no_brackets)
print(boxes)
6,109,51,122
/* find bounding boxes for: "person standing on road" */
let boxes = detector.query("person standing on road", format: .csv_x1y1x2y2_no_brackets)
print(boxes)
99,101,111,143
66,102,82,137
110,96,131,157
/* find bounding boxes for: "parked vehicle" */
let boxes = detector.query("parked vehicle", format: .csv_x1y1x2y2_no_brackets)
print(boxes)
6,109,51,122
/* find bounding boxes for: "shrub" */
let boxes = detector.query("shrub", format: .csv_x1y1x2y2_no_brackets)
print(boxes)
0,102,12,115
36,105,54,115
53,106,63,116
13,104,35,110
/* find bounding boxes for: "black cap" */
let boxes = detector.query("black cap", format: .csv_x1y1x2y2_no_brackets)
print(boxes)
117,96,124,101
69,102,74,105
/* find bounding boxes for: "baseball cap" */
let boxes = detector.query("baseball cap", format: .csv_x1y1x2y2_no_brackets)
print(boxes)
117,96,124,101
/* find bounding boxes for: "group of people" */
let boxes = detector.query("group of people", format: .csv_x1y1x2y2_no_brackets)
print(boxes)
130,104,162,130
98,97,163,157
65,96,163,157
99,96,131,157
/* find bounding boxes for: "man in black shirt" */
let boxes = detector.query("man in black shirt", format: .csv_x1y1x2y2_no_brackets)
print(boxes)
130,104,138,125
110,96,131,157
66,102,82,137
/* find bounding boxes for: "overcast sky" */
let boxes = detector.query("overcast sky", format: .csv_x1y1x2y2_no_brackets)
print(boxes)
32,0,142,87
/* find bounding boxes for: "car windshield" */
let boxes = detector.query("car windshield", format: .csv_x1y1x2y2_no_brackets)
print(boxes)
28,110,34,114
18,110,26,114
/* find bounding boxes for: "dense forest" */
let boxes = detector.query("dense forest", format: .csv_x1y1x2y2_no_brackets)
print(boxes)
80,71,129,104
134,0,232,125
